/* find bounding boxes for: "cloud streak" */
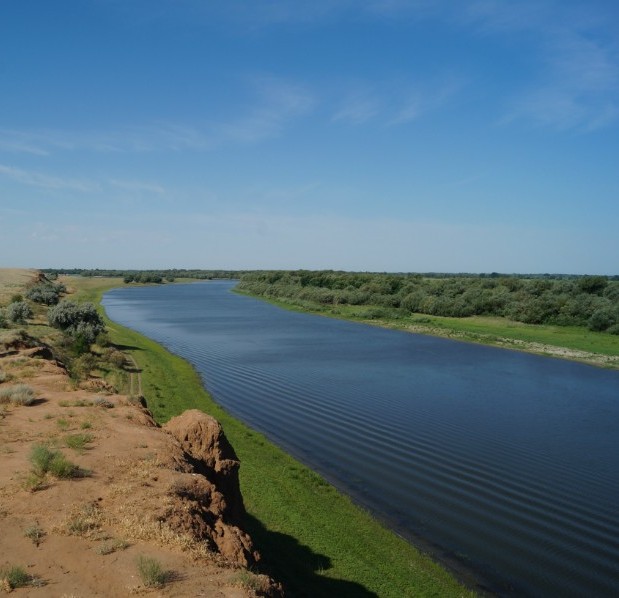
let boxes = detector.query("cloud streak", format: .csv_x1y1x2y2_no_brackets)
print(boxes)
0,164,99,193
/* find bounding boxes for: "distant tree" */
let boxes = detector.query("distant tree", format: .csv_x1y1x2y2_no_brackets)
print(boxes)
587,307,617,332
578,276,608,295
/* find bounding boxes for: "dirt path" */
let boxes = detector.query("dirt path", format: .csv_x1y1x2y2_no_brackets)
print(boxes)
125,354,143,397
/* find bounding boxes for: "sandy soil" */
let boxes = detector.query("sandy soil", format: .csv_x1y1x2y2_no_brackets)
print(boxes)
0,348,271,597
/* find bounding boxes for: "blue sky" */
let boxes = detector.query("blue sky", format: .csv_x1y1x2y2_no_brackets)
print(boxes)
1,0,618,273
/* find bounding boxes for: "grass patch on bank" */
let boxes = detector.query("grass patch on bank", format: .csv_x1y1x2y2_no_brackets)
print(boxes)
66,276,473,597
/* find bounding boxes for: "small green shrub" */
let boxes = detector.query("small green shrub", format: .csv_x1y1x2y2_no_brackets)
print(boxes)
0,565,32,589
65,433,93,453
0,384,37,406
29,444,82,479
136,556,169,588
0,369,9,383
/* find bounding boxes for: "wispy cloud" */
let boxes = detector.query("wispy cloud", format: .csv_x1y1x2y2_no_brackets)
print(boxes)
460,0,619,131
0,164,99,193
109,179,166,194
0,124,212,156
332,91,380,125
331,75,463,127
217,75,315,143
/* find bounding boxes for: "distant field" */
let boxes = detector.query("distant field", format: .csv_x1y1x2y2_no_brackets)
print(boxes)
0,268,36,303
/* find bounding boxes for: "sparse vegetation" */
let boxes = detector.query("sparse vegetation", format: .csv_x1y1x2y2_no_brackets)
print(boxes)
0,383,37,406
24,522,45,546
93,397,114,408
136,555,169,588
0,565,34,589
66,504,102,536
65,432,93,453
29,443,83,479
96,538,129,555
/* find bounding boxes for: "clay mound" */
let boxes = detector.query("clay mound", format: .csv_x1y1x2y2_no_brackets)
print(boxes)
164,410,258,567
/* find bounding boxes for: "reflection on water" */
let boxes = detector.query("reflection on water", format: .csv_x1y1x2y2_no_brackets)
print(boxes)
103,281,619,596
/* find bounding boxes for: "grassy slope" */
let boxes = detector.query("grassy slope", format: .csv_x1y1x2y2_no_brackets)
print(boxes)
239,294,619,362
67,277,473,598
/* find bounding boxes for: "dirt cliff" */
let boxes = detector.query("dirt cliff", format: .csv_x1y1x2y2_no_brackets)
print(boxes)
0,336,282,596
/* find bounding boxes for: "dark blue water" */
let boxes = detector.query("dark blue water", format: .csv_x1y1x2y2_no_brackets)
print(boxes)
103,281,619,596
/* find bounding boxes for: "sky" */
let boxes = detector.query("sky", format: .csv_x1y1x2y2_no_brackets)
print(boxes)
1,0,618,274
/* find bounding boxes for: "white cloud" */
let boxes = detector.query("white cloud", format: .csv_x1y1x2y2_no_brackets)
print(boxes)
0,164,99,193
109,179,166,194
461,1,619,130
218,75,315,143
332,93,380,124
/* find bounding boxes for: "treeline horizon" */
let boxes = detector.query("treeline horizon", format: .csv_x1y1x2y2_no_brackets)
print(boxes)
237,270,619,334
41,268,619,280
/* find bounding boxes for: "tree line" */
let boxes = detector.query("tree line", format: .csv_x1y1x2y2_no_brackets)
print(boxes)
41,268,245,281
238,271,619,334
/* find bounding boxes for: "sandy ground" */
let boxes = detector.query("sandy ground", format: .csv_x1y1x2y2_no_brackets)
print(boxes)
0,348,267,597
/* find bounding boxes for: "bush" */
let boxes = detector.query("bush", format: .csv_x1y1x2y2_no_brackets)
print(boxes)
136,556,169,587
0,565,32,589
6,301,32,323
587,308,617,332
29,444,81,478
26,282,64,305
0,384,37,406
48,301,105,345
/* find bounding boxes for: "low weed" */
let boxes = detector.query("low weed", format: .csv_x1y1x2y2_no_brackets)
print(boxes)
80,420,92,429
231,569,273,593
56,418,70,430
66,503,102,537
96,538,129,555
93,397,114,408
29,443,85,479
24,523,45,546
0,564,38,589
65,432,93,453
0,384,37,406
59,398,91,407
136,556,169,588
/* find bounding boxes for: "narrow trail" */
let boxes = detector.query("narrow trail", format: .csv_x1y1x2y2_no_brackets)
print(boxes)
125,353,143,397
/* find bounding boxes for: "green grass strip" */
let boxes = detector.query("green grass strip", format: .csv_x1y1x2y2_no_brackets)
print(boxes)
70,277,473,597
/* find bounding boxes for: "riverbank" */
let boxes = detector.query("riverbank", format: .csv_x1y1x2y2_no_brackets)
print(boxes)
235,291,619,370
70,277,477,597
